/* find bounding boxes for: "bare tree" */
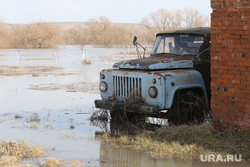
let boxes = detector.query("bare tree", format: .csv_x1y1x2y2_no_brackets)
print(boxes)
25,21,63,48
9,21,63,62
0,19,12,49
141,8,209,43
0,18,3,36
141,9,183,32
170,10,182,28
10,25,26,60
141,9,183,43
183,8,209,27
10,21,63,49
61,16,147,47
142,9,170,32
86,16,114,46
69,27,93,61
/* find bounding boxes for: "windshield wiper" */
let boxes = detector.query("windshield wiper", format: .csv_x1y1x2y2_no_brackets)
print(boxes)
195,47,210,59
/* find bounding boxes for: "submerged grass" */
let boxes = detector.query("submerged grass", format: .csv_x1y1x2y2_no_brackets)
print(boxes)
98,124,250,161
43,158,84,167
0,140,84,167
30,122,38,129
0,140,44,166
0,65,62,76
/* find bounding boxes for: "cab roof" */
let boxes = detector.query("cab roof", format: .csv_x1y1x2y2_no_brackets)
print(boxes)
157,27,210,36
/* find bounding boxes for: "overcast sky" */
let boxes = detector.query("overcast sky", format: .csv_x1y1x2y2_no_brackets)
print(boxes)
0,0,211,24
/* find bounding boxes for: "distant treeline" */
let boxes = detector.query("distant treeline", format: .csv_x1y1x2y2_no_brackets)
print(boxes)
0,8,209,49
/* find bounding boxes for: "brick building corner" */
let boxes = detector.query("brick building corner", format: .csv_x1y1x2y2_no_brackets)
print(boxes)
210,0,250,130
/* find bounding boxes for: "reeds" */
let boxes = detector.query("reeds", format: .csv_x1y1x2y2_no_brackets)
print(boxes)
0,140,44,166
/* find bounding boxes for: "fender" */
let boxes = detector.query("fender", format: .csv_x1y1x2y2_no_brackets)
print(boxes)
161,69,208,109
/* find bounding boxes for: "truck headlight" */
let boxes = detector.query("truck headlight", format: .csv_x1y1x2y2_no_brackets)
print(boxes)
148,86,158,98
100,82,108,92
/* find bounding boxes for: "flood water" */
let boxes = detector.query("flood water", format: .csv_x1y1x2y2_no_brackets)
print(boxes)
0,46,247,167
0,45,169,167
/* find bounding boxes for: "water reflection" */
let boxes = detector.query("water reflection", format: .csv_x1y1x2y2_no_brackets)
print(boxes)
99,142,192,167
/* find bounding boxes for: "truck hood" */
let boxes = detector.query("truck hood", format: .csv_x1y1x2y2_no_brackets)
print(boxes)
113,56,193,70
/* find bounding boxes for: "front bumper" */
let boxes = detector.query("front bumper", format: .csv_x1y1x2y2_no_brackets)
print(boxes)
94,99,159,114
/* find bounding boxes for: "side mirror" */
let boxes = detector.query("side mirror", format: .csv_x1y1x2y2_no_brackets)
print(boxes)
133,36,137,46
132,36,146,59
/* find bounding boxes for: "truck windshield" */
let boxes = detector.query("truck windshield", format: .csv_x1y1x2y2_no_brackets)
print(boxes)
151,34,204,56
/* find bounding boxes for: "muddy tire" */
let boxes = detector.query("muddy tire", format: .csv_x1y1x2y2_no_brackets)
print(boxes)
168,90,210,125
167,96,179,125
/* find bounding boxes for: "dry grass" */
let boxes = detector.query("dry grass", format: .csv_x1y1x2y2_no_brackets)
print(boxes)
0,140,84,167
0,140,44,166
98,133,197,160
28,82,98,93
0,65,62,76
82,59,92,65
44,124,55,130
0,118,7,123
43,158,62,167
42,158,84,167
97,124,250,161
28,84,61,91
30,122,38,129
14,114,23,119
146,124,250,160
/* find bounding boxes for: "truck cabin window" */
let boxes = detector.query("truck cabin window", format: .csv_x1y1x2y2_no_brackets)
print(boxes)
152,34,205,56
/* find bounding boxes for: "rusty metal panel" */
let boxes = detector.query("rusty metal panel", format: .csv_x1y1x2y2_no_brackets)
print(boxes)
113,56,193,70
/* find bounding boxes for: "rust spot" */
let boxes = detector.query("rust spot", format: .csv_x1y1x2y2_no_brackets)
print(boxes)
123,56,190,67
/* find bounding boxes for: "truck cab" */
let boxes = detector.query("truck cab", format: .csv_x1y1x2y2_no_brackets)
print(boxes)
95,27,211,125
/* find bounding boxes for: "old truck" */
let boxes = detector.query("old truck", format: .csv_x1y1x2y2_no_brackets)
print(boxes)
95,27,211,125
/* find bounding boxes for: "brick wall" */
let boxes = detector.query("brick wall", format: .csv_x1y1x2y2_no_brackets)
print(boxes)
210,0,250,130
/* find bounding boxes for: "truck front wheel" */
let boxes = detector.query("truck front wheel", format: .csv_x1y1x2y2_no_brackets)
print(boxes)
168,90,210,125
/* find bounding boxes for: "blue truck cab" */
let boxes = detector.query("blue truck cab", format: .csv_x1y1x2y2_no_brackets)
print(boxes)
95,27,211,125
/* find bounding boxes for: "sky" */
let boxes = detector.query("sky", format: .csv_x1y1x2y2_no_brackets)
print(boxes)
0,0,212,24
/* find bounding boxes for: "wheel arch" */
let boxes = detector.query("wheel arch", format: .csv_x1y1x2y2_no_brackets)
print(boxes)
163,70,209,110
171,87,209,108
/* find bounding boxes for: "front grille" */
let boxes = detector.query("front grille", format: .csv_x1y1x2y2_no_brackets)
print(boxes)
113,75,142,98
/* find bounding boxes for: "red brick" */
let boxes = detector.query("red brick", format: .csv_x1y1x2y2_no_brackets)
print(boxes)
217,78,229,83
228,88,241,93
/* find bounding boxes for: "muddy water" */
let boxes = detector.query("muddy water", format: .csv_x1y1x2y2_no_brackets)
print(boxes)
0,46,246,167
0,45,160,167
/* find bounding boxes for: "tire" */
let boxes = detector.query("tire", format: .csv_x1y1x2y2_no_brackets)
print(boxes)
167,93,179,125
167,90,210,125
